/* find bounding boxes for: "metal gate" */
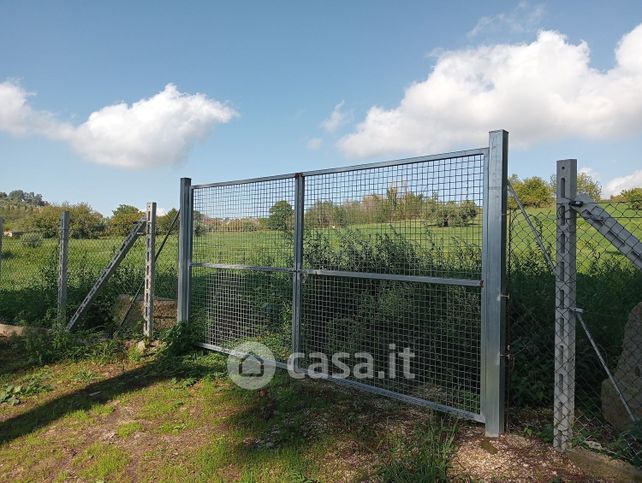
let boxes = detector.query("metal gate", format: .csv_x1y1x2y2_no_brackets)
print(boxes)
178,130,508,435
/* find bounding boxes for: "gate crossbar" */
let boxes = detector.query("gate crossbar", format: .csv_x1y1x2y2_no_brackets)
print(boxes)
179,132,508,436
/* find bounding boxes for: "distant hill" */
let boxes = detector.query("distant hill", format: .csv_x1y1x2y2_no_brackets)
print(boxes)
0,190,48,230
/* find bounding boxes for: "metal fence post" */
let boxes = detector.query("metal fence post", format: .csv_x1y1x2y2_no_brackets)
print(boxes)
554,159,577,451
177,178,192,324
143,202,156,338
292,174,305,369
57,211,70,326
482,130,508,437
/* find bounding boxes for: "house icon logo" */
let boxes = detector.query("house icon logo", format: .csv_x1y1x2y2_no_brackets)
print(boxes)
227,341,275,390
238,353,265,377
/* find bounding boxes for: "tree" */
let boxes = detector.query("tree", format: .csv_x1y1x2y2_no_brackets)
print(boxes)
547,171,602,201
109,204,143,236
27,203,104,238
157,208,179,234
28,205,61,237
432,200,478,227
618,187,642,210
69,203,105,238
511,175,553,208
267,201,294,232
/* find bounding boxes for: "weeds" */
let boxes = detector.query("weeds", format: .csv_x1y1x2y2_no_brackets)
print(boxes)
22,326,125,366
0,375,52,406
377,416,459,482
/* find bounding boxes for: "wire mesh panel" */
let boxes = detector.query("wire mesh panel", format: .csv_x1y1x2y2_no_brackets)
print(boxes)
192,178,296,268
299,152,486,418
192,266,293,361
303,154,484,279
188,144,501,424
191,177,296,362
300,275,482,415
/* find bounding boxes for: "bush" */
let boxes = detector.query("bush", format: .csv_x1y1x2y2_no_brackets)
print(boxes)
160,320,206,357
432,201,478,227
23,327,125,365
619,187,642,210
21,232,43,248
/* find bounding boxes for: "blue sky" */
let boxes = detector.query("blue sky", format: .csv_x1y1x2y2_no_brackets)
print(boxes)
1,0,642,215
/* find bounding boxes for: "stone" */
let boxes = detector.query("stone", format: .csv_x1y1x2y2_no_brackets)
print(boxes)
111,294,177,330
601,301,642,432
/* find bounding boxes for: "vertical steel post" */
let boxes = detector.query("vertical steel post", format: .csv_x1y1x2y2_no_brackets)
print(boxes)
143,202,157,338
482,130,508,437
177,178,192,324
292,174,305,368
57,211,70,326
554,159,577,451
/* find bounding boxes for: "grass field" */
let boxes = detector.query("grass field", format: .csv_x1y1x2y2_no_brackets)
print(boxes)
0,202,641,472
0,337,593,482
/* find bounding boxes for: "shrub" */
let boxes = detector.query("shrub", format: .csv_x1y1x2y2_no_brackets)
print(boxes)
160,319,206,357
22,327,125,365
619,187,642,210
431,201,478,227
21,232,43,248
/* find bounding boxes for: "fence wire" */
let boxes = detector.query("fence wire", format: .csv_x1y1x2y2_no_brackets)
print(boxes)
0,229,59,324
0,215,178,336
192,151,488,419
191,178,296,361
507,200,642,468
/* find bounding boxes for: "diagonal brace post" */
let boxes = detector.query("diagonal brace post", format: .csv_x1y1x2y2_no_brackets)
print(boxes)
66,218,146,331
570,193,642,271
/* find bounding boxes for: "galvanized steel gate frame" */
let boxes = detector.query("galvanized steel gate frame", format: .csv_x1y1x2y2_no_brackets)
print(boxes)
177,130,508,436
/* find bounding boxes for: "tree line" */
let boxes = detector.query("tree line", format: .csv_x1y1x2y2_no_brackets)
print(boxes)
2,195,179,239
3,171,640,239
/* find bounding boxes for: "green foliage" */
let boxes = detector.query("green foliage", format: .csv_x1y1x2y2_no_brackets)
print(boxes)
546,171,602,201
21,232,43,248
305,192,477,228
109,204,143,236
433,200,478,227
160,320,206,357
511,175,553,207
22,327,125,365
68,203,105,238
618,187,642,210
0,376,52,406
377,417,458,482
576,171,602,200
22,203,105,238
267,200,294,233
157,207,179,234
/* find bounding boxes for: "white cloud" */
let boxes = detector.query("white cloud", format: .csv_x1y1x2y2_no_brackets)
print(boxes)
0,82,237,168
321,101,349,133
604,170,642,197
0,81,70,137
306,137,323,150
340,23,642,158
468,1,545,38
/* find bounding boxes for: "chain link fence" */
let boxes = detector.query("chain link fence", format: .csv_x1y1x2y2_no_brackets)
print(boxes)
0,212,178,336
0,228,59,324
506,197,642,468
